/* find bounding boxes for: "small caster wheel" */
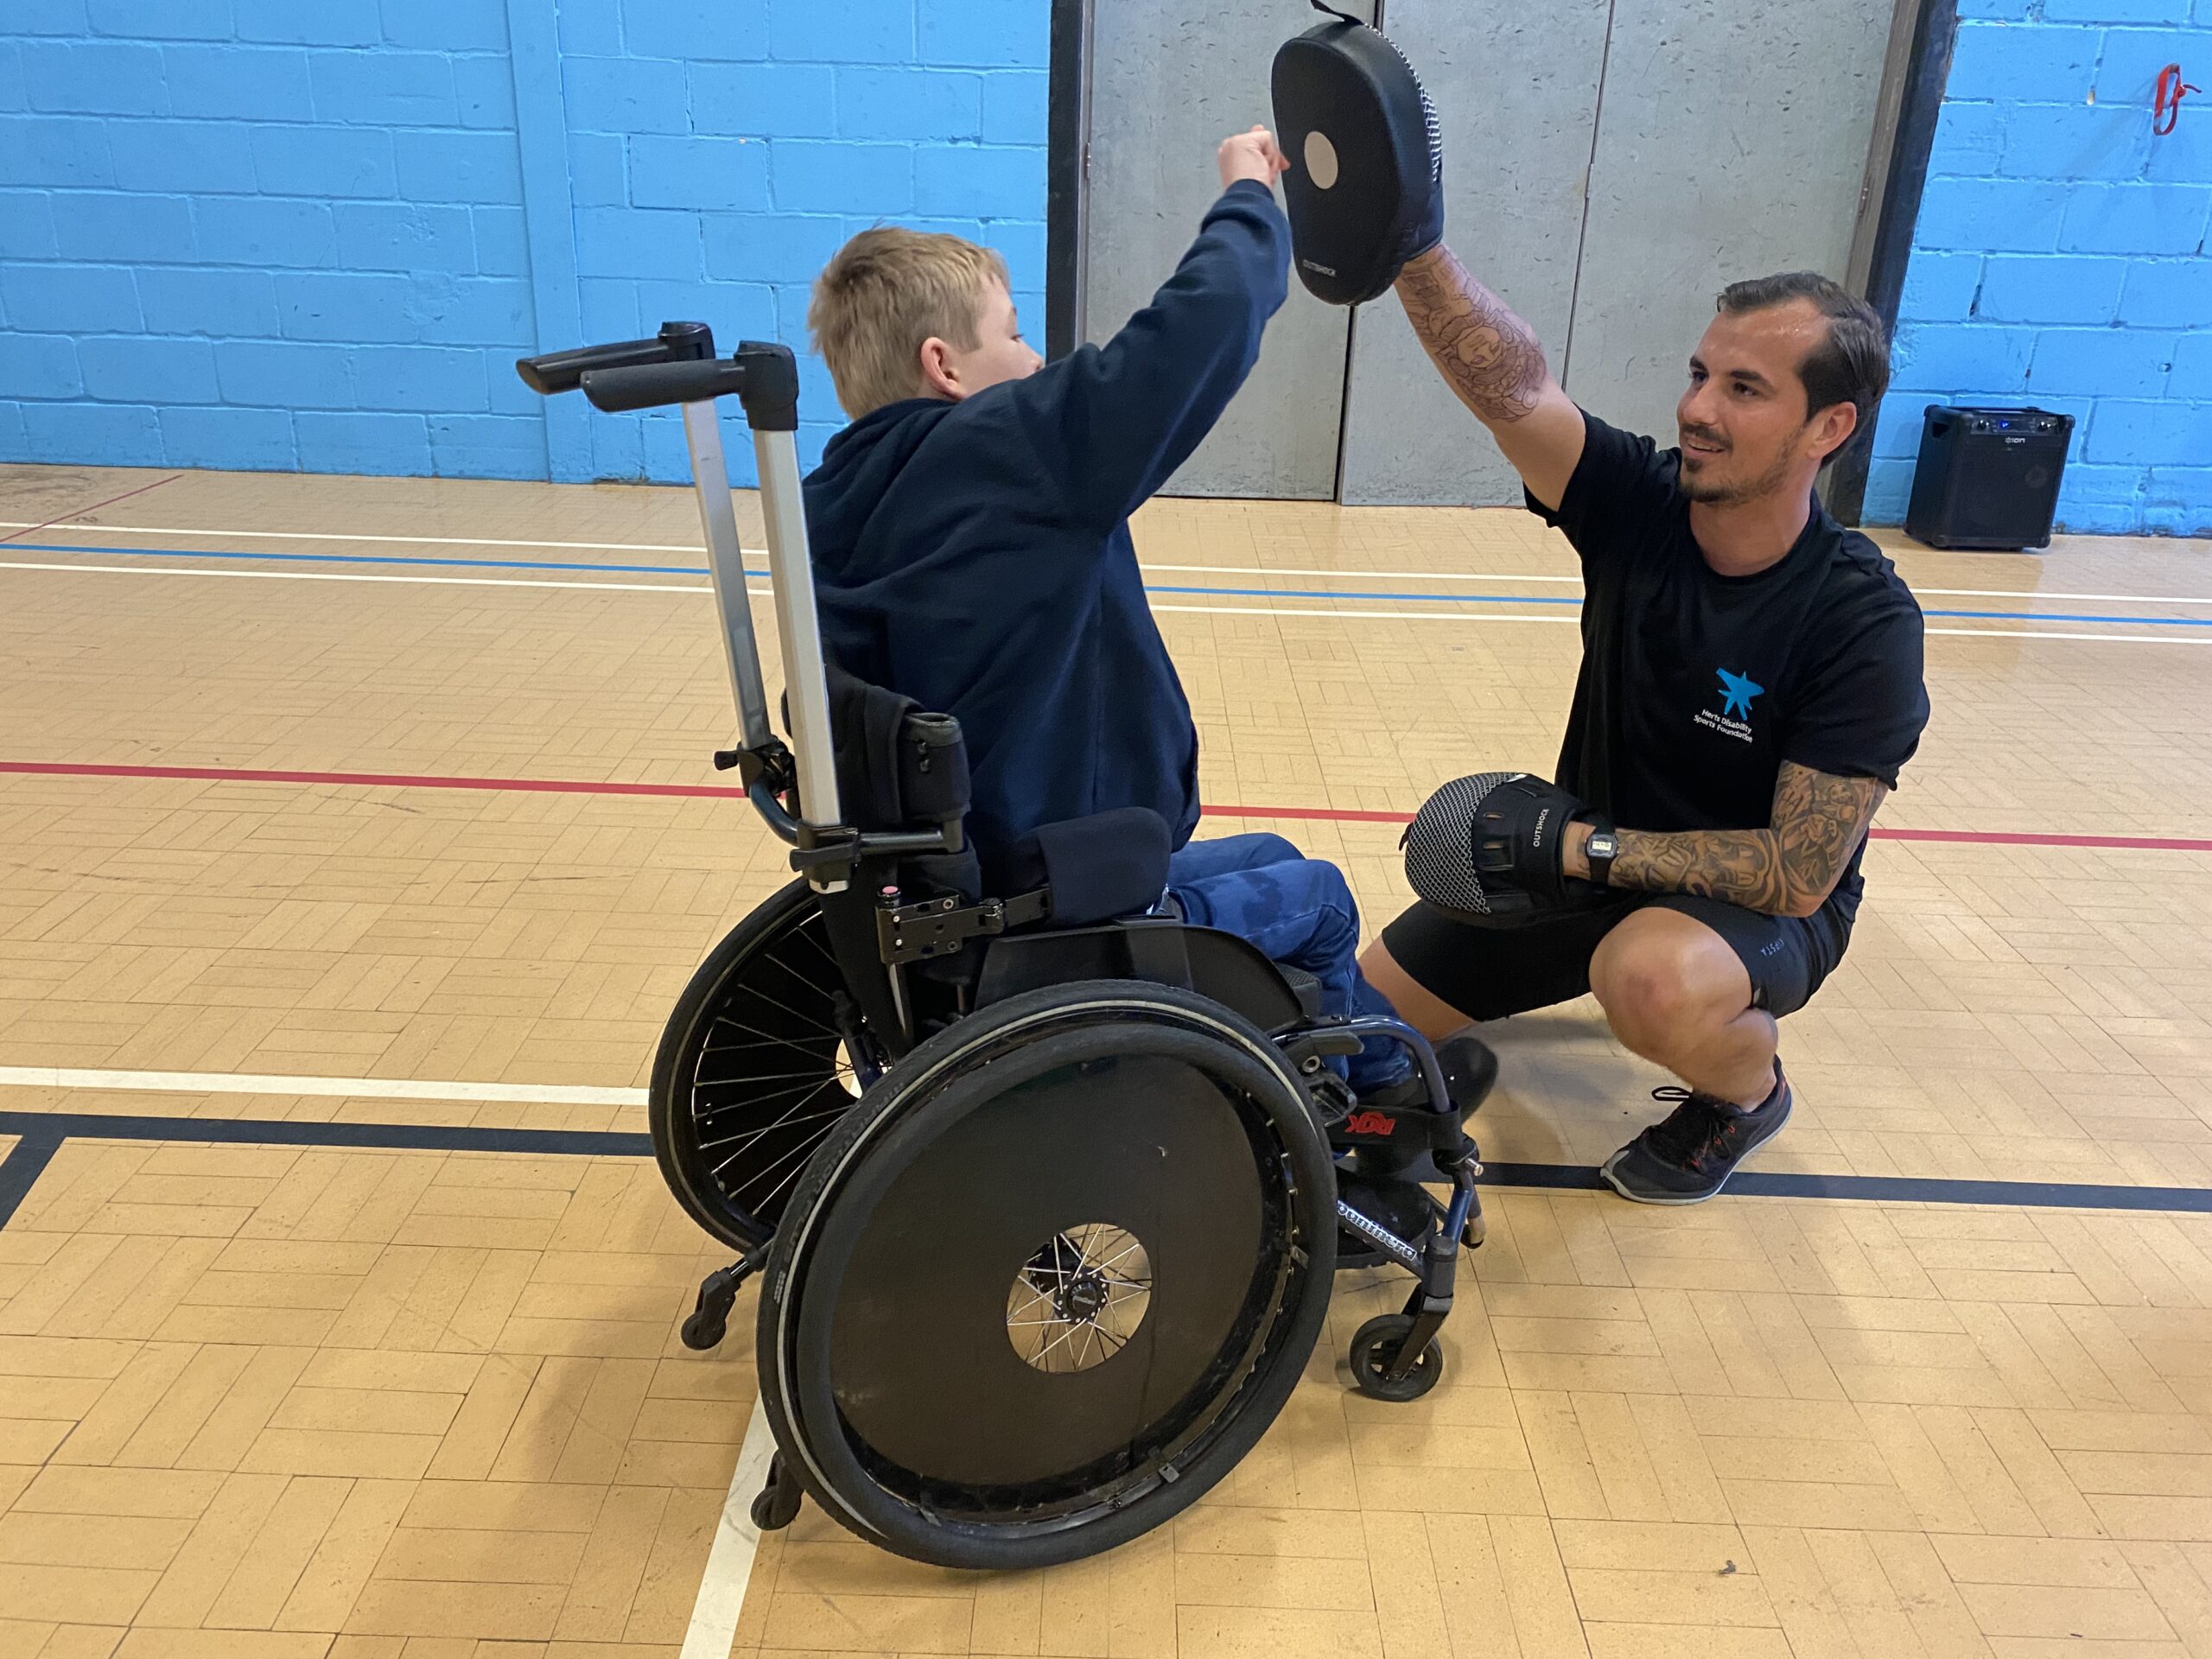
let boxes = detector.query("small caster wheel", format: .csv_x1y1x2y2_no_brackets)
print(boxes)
680,1309,727,1351
750,1457,802,1531
1349,1313,1444,1402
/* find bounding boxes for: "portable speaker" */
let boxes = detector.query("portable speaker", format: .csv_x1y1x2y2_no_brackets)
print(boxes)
1904,404,2075,551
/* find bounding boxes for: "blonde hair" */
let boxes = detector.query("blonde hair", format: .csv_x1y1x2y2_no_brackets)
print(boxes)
809,226,1010,419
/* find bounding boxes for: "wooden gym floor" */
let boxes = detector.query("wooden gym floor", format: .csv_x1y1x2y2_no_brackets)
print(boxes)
7,459,2212,1658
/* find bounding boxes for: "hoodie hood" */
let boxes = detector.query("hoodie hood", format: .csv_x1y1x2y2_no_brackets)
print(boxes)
803,397,951,574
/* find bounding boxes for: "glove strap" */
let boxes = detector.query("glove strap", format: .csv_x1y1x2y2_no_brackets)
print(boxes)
1308,0,1366,23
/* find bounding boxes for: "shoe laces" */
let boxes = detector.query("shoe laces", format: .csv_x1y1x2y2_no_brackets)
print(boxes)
1643,1085,1735,1171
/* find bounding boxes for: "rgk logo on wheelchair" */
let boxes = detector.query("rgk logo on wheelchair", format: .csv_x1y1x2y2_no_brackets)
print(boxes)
512,9,1491,1562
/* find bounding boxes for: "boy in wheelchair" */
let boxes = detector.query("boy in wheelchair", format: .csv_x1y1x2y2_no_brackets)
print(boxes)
799,125,1423,1110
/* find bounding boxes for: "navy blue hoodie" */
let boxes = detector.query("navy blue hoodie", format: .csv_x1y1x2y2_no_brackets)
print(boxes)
803,181,1290,871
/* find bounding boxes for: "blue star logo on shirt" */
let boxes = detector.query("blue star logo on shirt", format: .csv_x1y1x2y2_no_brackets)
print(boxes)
1716,668,1764,721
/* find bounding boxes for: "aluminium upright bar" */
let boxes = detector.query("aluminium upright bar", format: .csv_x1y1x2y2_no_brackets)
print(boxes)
729,344,843,842
677,402,773,756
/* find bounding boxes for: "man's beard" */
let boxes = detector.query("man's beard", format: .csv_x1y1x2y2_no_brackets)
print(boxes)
1679,427,1800,506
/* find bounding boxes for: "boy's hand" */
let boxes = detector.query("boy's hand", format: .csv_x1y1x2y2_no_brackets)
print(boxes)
1217,125,1290,191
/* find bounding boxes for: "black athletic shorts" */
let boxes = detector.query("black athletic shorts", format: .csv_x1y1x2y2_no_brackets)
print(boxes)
1379,893,1852,1024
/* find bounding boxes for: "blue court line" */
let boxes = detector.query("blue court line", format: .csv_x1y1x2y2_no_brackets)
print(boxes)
2,1110,2208,1225
12,541,2212,629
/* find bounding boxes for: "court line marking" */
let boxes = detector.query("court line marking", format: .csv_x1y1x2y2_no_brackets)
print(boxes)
0,1130,64,1231
5,1106,2212,1217
9,760,2212,851
684,1397,775,1659
0,1063,644,1105
0,475,181,545
0,560,714,596
10,557,2212,644
10,518,2212,607
30,540,2212,629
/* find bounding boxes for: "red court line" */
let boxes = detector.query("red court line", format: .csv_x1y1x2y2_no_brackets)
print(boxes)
0,474,181,546
5,760,2210,854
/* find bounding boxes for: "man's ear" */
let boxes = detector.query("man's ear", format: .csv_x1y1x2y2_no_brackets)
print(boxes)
1809,400,1859,462
918,336,961,401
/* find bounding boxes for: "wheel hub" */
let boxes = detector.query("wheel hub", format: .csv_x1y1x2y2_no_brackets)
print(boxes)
1006,1223,1153,1375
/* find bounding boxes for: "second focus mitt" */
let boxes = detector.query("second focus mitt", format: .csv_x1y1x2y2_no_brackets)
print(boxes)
1270,2,1444,306
1402,772,1617,926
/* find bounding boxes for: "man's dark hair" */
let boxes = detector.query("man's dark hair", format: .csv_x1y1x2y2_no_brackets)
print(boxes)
1716,271,1891,451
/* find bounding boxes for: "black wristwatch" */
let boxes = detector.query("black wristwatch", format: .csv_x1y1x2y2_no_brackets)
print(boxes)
1582,823,1619,887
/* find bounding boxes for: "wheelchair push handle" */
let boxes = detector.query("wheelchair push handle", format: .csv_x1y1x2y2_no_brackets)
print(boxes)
512,321,831,842
582,358,746,412
514,320,714,396
580,340,802,432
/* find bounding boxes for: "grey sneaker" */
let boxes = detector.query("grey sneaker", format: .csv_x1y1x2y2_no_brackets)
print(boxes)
1599,1066,1791,1205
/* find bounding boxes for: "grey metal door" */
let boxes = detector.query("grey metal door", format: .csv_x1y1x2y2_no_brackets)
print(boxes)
1335,0,1613,506
1561,0,1897,442
1081,0,1374,499
1336,0,1896,505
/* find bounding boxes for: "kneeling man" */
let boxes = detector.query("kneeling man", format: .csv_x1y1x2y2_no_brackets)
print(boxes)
1365,251,1930,1204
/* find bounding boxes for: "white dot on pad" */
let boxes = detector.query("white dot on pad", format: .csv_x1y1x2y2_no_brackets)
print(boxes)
1304,130,1340,190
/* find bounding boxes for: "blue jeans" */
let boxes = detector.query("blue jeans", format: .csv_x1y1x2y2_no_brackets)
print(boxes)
1165,833,1409,1092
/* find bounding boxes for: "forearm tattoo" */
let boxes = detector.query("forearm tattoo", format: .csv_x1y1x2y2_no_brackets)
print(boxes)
1608,763,1887,917
1393,247,1550,425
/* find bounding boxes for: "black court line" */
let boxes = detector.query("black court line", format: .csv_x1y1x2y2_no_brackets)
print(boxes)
0,1111,652,1160
3,1110,2211,1229
0,1128,65,1231
1479,1160,2212,1215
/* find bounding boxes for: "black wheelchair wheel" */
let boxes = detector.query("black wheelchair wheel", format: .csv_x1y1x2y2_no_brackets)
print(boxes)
651,880,867,1252
1348,1312,1444,1402
758,980,1338,1570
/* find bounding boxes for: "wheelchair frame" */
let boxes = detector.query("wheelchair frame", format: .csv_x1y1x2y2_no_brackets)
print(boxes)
516,322,1488,1548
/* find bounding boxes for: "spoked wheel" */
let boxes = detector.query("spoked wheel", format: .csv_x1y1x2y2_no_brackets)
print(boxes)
651,880,872,1251
758,980,1338,1570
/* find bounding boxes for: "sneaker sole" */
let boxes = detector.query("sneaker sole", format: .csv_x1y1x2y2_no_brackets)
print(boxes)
1599,1090,1793,1206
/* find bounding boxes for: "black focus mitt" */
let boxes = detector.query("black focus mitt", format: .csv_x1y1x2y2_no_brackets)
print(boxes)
1270,1,1444,306
1402,772,1616,926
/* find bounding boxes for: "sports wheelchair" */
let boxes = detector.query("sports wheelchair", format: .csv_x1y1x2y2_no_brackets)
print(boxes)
517,323,1496,1570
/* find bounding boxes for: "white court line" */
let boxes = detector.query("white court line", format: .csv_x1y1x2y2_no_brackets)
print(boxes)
0,1064,646,1104
683,1397,778,1659
11,558,2212,645
16,518,2212,607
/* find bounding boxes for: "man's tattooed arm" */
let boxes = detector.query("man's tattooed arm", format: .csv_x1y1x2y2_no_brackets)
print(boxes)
1392,246,1586,506
1601,763,1888,918
1393,245,1550,423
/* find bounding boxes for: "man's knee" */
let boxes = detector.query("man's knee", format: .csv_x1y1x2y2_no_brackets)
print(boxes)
1589,912,1749,1053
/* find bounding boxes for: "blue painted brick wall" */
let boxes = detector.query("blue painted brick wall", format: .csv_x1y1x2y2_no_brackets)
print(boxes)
1872,2,2212,536
2,0,1051,485
562,0,1049,480
0,0,537,479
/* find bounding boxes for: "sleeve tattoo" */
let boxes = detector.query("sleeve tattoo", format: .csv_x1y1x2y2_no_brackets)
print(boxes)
1394,248,1550,425
1606,763,1888,918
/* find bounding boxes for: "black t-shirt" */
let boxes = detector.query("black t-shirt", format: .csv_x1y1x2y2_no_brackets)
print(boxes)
1528,410,1929,922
